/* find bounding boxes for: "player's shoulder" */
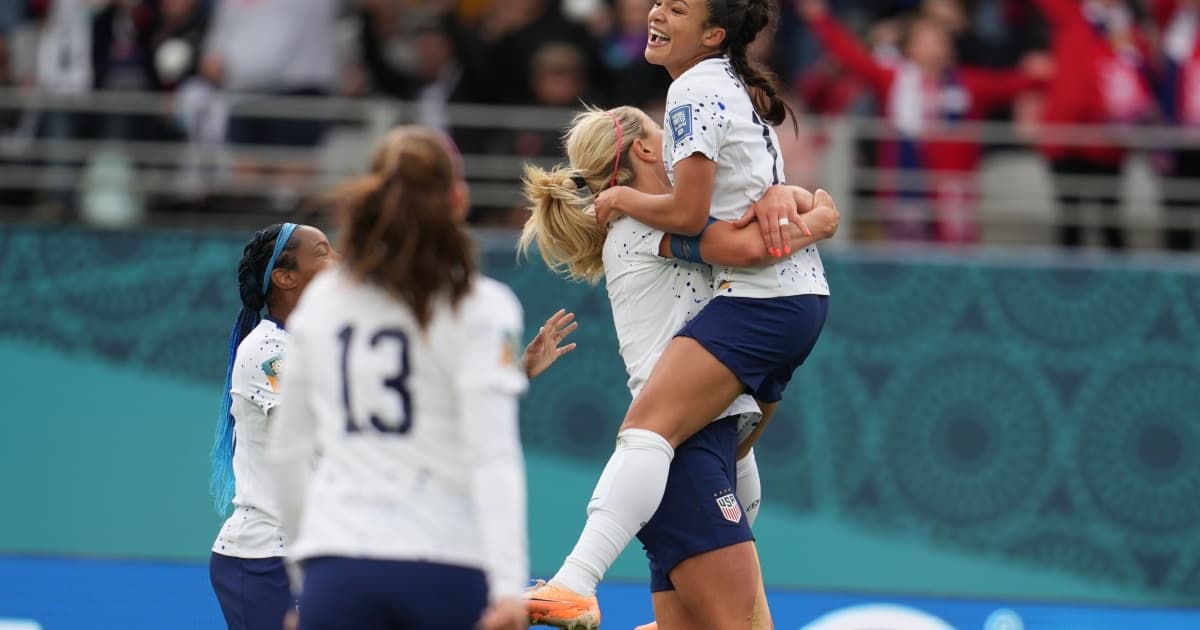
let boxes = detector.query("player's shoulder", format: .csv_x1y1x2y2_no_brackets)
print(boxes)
668,57,736,98
236,318,287,370
462,275,522,323
242,317,286,347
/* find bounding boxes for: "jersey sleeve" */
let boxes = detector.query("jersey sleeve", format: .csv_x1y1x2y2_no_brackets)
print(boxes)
664,73,731,166
232,326,288,414
456,280,529,395
455,279,529,600
264,319,319,581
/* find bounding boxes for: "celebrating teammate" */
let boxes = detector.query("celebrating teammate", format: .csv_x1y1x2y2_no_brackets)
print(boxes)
522,105,839,629
208,222,337,630
525,1,832,626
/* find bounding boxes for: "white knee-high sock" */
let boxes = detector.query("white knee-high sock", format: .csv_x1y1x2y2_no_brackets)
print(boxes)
550,428,674,596
736,447,762,527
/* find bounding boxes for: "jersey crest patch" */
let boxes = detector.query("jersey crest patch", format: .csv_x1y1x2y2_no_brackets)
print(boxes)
499,329,522,368
715,491,742,523
668,104,692,145
261,355,282,391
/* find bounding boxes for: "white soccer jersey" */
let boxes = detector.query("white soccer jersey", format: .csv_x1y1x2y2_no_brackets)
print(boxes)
266,269,529,600
212,318,288,559
603,216,761,430
663,56,830,300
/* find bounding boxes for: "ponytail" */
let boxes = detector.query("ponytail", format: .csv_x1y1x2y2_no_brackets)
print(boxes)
519,105,647,283
340,127,475,329
519,165,607,283
712,0,797,133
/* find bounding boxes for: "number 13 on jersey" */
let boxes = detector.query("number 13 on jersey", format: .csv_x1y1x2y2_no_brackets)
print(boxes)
337,325,412,434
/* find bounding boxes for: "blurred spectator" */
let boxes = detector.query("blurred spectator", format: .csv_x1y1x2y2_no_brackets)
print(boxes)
925,0,1031,68
146,0,210,90
478,0,604,105
35,0,93,96
799,0,1047,243
201,0,339,147
357,6,492,121
91,0,156,91
0,2,24,35
90,0,190,141
529,42,589,110
1033,0,1155,249
472,41,591,227
597,0,670,110
1152,0,1200,250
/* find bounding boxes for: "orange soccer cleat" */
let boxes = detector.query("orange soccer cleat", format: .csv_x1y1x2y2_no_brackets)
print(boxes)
525,580,601,629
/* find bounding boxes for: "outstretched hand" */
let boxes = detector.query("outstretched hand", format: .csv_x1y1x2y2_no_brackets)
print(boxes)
522,309,579,379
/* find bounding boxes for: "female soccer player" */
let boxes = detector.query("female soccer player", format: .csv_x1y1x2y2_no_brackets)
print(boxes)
522,106,839,629
209,222,337,630
263,127,530,630
526,1,832,626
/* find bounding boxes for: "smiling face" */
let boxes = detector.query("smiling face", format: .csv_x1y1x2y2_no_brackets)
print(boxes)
645,0,727,78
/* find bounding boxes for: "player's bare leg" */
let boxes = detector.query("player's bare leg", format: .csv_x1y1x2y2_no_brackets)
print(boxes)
649,589,706,630
667,541,760,629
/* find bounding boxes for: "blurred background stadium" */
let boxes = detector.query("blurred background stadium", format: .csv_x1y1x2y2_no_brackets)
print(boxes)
1,0,1199,628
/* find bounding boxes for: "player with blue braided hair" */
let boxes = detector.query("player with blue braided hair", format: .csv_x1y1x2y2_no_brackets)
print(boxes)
209,221,337,630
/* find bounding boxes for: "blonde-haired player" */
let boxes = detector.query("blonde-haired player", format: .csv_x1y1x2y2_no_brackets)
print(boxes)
522,105,838,629
264,127,534,630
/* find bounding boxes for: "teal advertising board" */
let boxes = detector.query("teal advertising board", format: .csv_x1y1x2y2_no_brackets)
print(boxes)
1,225,1198,608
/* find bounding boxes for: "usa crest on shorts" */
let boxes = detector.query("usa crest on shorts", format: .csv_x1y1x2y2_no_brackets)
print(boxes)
715,491,742,524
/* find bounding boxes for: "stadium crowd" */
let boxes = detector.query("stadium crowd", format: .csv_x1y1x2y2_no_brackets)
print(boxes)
1,0,1199,249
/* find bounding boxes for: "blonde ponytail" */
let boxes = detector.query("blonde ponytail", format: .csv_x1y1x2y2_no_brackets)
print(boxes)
519,105,649,284
519,164,607,283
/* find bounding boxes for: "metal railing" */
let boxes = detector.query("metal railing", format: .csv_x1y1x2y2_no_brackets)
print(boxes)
1,87,1199,248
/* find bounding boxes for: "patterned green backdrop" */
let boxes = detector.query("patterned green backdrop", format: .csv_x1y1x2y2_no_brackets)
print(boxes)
1,224,1198,606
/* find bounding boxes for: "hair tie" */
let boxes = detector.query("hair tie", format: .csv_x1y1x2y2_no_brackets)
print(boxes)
262,222,298,295
607,111,623,189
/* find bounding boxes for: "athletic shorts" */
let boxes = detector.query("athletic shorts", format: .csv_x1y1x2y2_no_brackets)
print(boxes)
209,552,293,630
299,557,488,630
676,294,828,403
637,416,753,592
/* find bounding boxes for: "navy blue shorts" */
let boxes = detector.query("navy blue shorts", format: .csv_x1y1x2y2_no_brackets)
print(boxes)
209,553,293,630
637,416,753,592
677,294,829,403
299,557,488,629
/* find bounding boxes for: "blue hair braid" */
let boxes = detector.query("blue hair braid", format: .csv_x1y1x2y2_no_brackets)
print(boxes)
209,307,262,514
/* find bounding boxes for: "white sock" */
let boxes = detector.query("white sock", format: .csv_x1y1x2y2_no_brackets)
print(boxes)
550,428,674,596
736,447,762,527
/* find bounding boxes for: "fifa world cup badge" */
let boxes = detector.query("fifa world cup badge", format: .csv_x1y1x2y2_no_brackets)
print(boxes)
669,105,692,145
261,355,282,391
